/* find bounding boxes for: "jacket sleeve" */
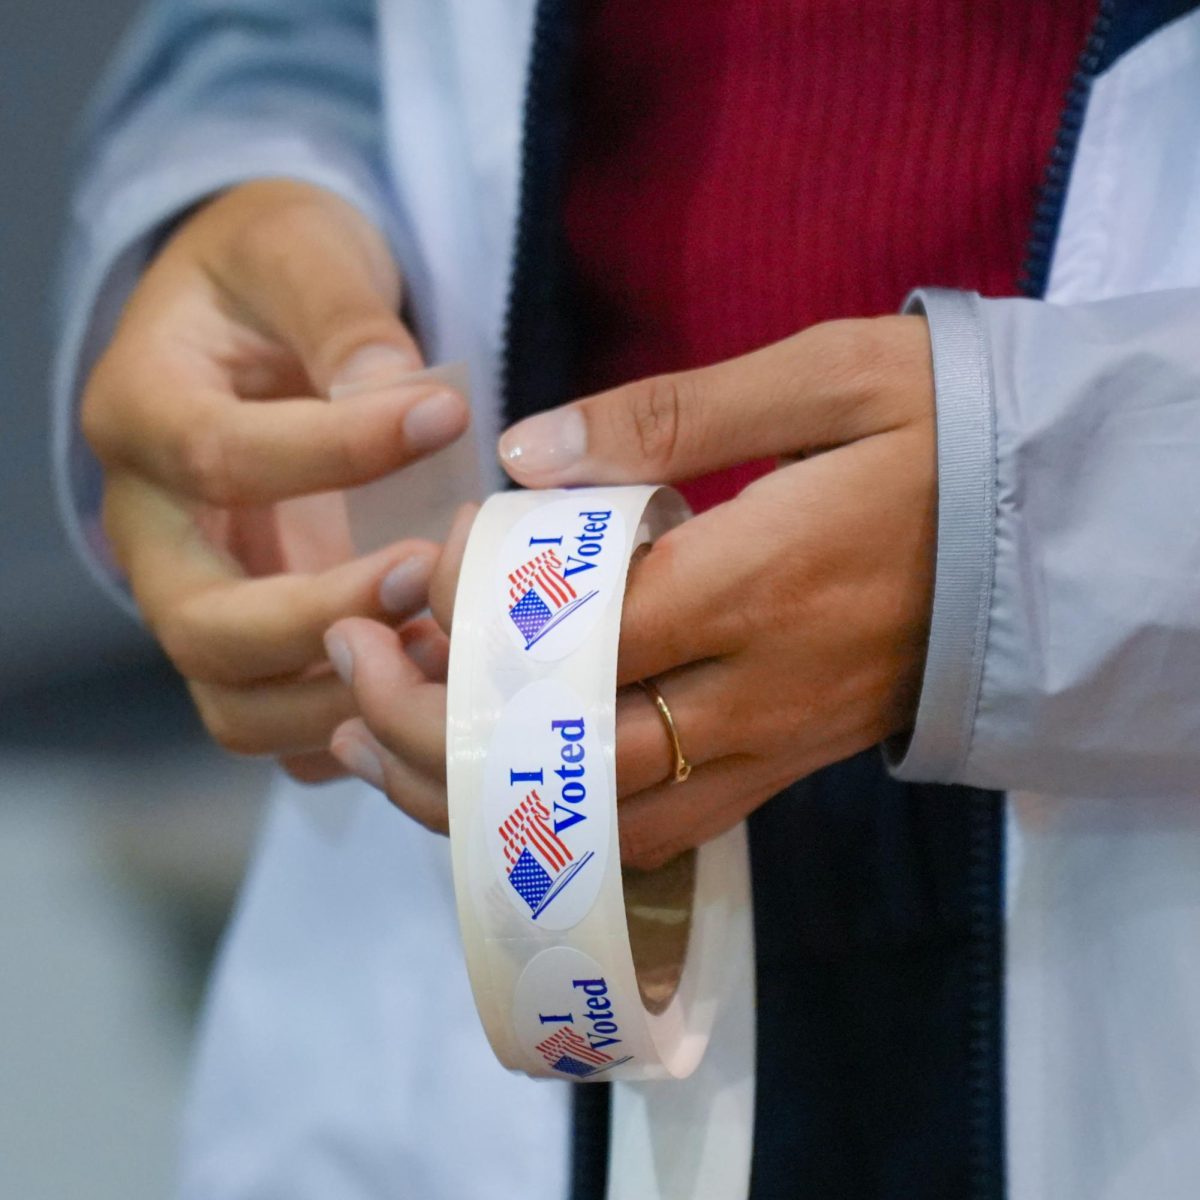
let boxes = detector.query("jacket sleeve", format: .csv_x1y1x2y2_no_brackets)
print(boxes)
53,0,394,611
888,286,1200,799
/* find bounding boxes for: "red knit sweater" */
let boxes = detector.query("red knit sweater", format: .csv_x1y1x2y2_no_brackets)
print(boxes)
565,0,1096,510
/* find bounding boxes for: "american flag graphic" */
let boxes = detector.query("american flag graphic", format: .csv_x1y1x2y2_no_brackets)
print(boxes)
506,549,596,649
508,547,576,609
535,1027,613,1078
500,791,573,872
500,791,593,919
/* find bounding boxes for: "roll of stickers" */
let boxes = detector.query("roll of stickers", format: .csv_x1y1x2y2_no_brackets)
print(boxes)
446,485,752,1083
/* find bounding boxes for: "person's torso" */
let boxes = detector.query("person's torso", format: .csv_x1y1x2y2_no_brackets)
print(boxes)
370,4,1200,1197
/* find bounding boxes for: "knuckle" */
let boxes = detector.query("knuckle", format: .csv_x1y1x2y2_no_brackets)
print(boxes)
281,577,327,638
155,609,200,676
331,396,421,483
326,415,380,483
815,317,866,361
840,319,892,393
156,598,224,682
620,824,671,873
624,374,689,467
179,415,241,505
813,318,898,405
191,687,259,756
627,843,672,873
230,195,326,273
624,844,653,872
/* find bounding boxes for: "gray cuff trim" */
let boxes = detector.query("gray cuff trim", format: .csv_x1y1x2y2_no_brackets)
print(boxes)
885,288,997,782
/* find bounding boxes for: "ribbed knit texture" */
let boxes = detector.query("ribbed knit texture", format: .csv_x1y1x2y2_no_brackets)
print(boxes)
565,0,1096,511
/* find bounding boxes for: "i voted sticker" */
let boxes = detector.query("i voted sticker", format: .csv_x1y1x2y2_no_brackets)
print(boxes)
513,946,636,1079
484,678,611,930
497,499,627,661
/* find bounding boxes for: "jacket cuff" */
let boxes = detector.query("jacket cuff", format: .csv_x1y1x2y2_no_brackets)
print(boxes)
52,126,397,617
885,288,997,782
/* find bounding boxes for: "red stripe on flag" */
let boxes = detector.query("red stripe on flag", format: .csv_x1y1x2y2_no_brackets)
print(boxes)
551,564,577,601
527,814,572,872
500,792,567,872
536,1028,610,1066
500,829,523,868
562,1032,610,1065
500,795,536,866
508,551,574,608
532,567,569,607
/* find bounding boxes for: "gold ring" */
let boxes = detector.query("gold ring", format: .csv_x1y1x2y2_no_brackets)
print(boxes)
638,679,692,784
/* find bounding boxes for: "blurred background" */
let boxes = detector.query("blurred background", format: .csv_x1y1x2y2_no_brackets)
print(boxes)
2,4,271,1196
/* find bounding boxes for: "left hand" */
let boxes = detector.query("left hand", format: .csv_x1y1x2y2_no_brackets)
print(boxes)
324,315,937,868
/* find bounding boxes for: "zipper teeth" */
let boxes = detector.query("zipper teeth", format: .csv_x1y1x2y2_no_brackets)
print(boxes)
966,790,1006,1200
499,0,554,415
1018,0,1116,298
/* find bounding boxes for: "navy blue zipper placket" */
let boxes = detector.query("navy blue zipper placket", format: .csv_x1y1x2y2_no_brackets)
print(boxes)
966,786,1007,1200
1019,0,1116,298
500,0,582,426
500,0,555,413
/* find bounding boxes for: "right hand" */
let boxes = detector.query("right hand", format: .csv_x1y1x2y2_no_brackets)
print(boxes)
83,180,469,781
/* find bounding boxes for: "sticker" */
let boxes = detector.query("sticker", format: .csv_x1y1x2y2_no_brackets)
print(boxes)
484,679,611,930
513,946,636,1079
497,499,627,661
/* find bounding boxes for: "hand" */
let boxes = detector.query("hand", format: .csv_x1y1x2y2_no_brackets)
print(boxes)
326,316,935,866
83,180,470,780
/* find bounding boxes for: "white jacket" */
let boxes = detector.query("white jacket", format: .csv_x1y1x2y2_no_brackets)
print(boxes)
54,2,1200,1198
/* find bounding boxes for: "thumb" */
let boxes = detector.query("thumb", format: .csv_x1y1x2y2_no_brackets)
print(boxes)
207,181,424,397
498,316,929,486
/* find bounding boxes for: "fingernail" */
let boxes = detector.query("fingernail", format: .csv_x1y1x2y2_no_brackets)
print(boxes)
498,407,587,476
333,734,385,790
403,390,468,453
379,555,432,615
331,344,422,396
324,631,354,686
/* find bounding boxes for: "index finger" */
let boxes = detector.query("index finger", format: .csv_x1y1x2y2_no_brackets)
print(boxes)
94,366,468,507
